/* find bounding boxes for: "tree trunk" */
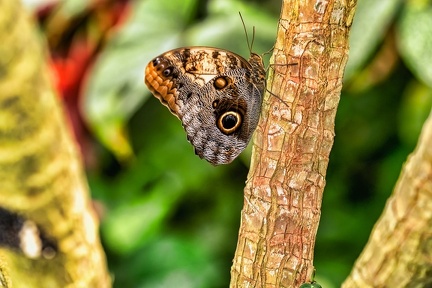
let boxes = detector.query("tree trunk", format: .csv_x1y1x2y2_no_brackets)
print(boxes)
0,1,110,287
342,108,432,287
230,0,357,287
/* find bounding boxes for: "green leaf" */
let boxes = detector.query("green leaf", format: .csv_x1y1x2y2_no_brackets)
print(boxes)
398,79,432,147
345,0,403,80
112,236,224,288
398,1,432,88
185,0,277,58
101,173,183,254
81,0,199,161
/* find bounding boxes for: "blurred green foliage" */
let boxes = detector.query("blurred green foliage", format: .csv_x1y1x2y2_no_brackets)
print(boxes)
40,0,432,286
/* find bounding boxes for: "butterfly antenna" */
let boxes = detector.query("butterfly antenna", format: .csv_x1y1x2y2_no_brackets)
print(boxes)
251,26,256,53
239,12,254,54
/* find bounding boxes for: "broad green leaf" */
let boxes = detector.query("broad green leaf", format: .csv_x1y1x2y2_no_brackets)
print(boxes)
398,80,432,147
101,174,183,254
82,0,198,161
398,1,432,88
345,0,403,81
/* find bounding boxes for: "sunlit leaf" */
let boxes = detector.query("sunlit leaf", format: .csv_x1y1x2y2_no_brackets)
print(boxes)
61,0,88,15
22,0,58,10
345,0,403,81
398,80,432,147
398,1,432,88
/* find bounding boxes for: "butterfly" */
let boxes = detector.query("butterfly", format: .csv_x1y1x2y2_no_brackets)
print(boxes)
144,16,265,165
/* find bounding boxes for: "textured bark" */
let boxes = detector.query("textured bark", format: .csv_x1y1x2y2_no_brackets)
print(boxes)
0,257,11,288
230,0,357,287
0,1,110,287
342,109,432,287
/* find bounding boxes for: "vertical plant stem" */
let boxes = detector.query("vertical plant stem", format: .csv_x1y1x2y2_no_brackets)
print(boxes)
0,1,110,287
231,0,357,287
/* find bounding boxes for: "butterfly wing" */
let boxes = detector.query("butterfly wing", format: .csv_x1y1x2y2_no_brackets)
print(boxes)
145,47,265,165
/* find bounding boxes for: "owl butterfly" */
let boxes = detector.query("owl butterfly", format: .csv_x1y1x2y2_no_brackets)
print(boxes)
144,15,266,165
